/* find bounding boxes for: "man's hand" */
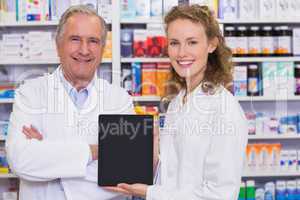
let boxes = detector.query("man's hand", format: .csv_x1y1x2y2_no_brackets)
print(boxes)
22,125,43,140
89,145,98,161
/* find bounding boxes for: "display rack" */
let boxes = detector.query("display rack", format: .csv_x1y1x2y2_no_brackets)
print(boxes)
242,170,300,178
248,135,300,140
0,58,112,65
0,174,17,179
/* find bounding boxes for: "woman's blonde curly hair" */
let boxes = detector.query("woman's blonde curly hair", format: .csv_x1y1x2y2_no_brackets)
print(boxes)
163,4,233,100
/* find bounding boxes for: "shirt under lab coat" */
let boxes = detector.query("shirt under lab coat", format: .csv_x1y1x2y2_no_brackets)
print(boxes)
6,67,134,200
147,85,248,200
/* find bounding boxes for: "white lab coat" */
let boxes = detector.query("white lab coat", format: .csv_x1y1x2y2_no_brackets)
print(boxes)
6,67,134,200
147,85,248,200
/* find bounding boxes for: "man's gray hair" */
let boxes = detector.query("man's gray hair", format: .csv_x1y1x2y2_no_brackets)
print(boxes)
55,5,107,46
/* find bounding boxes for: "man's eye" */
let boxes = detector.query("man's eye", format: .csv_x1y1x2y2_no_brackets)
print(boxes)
70,37,80,42
89,39,100,44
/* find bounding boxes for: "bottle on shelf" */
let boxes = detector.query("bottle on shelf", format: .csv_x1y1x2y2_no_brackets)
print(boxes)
121,68,133,93
261,26,275,57
248,26,261,57
295,63,300,95
247,64,260,96
275,26,292,57
236,26,248,57
224,26,237,56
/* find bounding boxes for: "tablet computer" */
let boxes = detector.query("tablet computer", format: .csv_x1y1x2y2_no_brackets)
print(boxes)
98,114,153,186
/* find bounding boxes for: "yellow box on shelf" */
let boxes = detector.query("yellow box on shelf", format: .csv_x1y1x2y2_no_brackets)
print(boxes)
0,167,9,174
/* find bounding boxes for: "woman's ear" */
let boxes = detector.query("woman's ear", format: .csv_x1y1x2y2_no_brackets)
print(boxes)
208,37,218,53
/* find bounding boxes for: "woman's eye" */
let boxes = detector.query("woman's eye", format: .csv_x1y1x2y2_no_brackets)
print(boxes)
169,41,178,46
188,41,198,45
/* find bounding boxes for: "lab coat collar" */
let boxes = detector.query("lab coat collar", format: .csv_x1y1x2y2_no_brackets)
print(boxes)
49,66,101,114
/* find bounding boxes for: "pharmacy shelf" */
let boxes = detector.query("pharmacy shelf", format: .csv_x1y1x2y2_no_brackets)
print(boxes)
121,57,170,63
0,174,17,179
219,19,300,24
121,18,163,24
236,96,300,101
121,18,300,25
132,96,161,102
0,99,14,104
0,20,112,27
248,135,300,140
242,170,300,178
0,21,59,27
0,58,112,65
2,18,299,27
132,95,300,102
121,57,300,63
0,135,7,141
232,56,300,63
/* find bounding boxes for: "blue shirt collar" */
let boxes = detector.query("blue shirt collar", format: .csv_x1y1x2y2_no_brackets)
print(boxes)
58,66,96,95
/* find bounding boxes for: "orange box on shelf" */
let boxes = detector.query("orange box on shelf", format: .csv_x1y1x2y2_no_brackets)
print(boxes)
103,31,112,59
156,63,171,97
141,63,157,95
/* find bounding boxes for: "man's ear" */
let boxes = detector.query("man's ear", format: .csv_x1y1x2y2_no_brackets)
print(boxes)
208,37,218,53
56,39,62,57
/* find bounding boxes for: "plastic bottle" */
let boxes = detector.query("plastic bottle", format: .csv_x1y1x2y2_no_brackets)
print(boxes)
276,180,286,200
295,63,300,95
121,68,132,93
287,180,297,200
247,64,260,96
276,26,292,56
238,182,246,200
246,180,255,200
224,26,237,56
297,113,300,134
261,26,275,56
255,188,265,200
248,26,261,56
246,112,256,135
255,112,265,135
265,182,275,200
236,26,248,57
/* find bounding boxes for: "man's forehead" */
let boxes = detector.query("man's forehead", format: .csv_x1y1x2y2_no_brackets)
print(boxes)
65,13,101,27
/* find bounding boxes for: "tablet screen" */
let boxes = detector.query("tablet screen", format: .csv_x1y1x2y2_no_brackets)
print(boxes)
98,114,153,186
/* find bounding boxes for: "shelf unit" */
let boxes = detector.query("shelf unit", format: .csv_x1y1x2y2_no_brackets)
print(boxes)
0,99,13,104
0,20,111,27
0,135,7,141
236,96,300,101
0,58,112,65
121,18,300,25
242,170,300,178
0,174,17,179
232,57,300,63
0,21,59,27
132,96,161,102
248,135,300,140
121,56,300,64
121,57,170,63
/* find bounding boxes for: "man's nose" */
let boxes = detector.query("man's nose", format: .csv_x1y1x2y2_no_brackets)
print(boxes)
79,40,90,55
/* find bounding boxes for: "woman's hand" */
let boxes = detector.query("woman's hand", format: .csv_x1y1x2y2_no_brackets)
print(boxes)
104,183,148,199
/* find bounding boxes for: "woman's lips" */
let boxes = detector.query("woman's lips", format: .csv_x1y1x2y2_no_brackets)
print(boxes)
177,60,194,68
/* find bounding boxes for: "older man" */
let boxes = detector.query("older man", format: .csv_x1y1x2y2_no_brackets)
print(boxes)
6,5,133,200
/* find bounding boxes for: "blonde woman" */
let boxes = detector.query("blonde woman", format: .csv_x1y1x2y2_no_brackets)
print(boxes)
109,5,248,200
